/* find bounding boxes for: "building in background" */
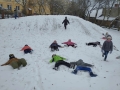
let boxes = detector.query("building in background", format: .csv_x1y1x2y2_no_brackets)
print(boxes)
0,0,50,17
28,0,50,15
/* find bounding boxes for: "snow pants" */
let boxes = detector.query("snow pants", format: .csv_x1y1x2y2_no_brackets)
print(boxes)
103,51,109,60
51,46,59,51
64,24,67,29
72,66,97,77
24,49,32,54
55,60,71,68
67,44,75,47
10,58,27,69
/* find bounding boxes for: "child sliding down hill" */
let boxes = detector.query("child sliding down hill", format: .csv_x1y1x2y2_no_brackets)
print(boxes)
71,59,97,77
86,41,101,47
49,40,63,52
49,54,74,70
1,54,27,70
62,39,77,48
21,44,33,54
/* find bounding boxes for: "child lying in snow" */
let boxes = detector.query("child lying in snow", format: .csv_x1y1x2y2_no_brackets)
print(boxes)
62,39,77,48
70,59,97,77
86,41,101,47
21,44,33,54
49,40,63,52
49,54,74,70
1,54,27,70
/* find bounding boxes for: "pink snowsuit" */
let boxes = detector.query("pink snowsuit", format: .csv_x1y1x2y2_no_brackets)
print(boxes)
62,39,76,46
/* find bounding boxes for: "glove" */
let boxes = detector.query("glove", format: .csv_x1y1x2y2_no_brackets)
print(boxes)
110,51,112,54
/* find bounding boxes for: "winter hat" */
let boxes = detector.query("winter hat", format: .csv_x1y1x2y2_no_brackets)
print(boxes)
107,36,112,40
9,54,15,59
52,54,56,57
53,40,57,43
68,39,71,42
78,59,83,62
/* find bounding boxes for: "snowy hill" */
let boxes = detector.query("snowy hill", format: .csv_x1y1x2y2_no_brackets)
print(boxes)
0,15,120,90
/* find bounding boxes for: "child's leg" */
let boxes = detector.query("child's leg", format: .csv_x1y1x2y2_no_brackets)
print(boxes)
10,61,19,69
72,66,82,74
61,61,71,68
104,51,109,61
19,58,27,67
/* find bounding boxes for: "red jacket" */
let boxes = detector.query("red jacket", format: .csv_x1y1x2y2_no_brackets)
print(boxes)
62,40,76,45
21,46,32,51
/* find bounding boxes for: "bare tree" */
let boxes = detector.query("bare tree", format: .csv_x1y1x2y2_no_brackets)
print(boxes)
29,0,48,15
106,0,116,20
94,0,105,23
66,0,91,18
66,1,80,16
15,0,27,15
48,0,65,15
78,0,91,18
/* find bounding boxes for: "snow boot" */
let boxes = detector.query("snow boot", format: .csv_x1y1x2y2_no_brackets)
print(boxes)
72,70,77,74
90,72,97,77
53,67,58,71
74,46,77,48
70,64,75,69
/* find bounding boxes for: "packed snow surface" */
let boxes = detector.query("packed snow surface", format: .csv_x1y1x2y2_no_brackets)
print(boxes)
0,15,120,90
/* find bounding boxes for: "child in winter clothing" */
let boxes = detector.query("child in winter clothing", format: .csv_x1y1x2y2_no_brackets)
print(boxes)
86,41,101,47
62,39,77,48
21,44,33,54
49,40,62,51
71,59,97,77
62,17,70,29
102,36,113,61
49,54,73,70
1,54,27,69
70,59,94,69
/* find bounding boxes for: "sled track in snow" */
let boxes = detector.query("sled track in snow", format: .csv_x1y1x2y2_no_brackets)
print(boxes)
92,27,102,34
76,19,91,36
35,60,45,90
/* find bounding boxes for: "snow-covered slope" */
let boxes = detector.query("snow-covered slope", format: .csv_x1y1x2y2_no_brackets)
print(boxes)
0,15,120,90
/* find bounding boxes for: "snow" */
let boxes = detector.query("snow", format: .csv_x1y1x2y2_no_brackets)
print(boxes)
0,15,120,90
90,9,102,17
28,8,32,10
97,16,116,20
